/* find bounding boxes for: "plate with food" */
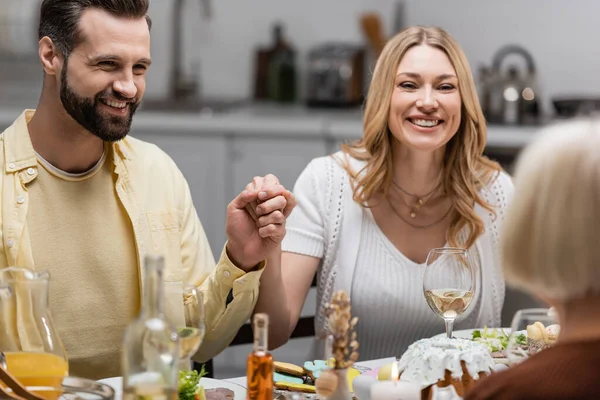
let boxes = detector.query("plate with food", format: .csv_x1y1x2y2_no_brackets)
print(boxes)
432,327,526,365
97,369,246,400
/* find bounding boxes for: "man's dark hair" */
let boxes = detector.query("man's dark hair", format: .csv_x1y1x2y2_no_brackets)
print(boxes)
38,0,152,58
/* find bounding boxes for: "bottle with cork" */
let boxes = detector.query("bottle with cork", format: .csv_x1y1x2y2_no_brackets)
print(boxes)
246,313,273,400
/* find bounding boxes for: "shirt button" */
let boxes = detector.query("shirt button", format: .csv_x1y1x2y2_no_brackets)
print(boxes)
223,271,231,278
7,239,14,247
8,163,15,170
26,168,35,175
16,196,24,204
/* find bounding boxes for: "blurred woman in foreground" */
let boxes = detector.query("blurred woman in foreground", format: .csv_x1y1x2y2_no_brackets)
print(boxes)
466,118,600,399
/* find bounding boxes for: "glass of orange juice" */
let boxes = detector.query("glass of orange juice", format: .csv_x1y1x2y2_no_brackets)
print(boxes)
0,267,68,400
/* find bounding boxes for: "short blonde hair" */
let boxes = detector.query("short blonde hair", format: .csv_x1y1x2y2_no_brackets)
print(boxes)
501,118,600,301
341,26,500,250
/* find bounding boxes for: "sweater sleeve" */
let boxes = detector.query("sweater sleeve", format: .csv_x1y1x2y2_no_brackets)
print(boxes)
281,158,328,259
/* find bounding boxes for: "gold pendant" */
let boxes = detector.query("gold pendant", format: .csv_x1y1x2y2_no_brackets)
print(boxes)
415,199,423,210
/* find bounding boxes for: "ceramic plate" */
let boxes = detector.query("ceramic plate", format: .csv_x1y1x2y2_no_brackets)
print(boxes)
96,376,247,400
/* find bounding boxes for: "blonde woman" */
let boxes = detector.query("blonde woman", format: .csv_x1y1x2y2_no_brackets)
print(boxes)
465,120,600,399
250,26,514,359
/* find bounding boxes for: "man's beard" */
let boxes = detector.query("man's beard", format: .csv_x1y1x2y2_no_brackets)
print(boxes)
59,63,139,142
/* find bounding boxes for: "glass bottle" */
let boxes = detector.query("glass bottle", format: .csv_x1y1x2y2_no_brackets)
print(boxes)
122,255,180,400
246,313,273,400
267,23,297,103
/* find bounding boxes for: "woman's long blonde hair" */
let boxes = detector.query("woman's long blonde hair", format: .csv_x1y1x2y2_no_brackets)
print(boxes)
341,26,500,249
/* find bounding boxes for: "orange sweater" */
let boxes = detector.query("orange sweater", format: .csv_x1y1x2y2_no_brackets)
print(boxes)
465,339,600,400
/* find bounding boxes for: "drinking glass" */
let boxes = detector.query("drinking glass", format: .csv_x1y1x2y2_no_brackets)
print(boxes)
177,286,206,367
423,248,476,339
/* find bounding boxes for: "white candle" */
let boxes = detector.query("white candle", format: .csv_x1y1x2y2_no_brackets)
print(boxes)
370,380,421,400
353,374,377,400
370,362,420,400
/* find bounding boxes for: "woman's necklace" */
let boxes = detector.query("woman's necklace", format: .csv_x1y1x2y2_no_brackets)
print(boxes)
391,179,442,218
387,194,453,229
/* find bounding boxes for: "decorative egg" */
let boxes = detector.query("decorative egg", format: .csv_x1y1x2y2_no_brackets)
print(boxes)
377,363,394,381
315,369,338,397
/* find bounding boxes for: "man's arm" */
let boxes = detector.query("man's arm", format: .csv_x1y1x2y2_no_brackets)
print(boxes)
179,176,264,362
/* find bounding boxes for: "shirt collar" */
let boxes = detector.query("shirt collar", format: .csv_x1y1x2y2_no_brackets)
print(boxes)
3,109,133,175
3,110,38,173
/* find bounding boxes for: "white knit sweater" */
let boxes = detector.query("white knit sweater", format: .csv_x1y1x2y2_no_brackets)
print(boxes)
282,152,514,358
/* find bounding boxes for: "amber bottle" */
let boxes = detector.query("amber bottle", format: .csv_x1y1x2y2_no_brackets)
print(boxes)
246,313,274,400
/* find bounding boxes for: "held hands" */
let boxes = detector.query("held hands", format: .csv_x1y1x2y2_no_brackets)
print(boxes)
225,174,296,271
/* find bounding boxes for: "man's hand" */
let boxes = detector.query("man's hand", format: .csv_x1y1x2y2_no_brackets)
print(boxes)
225,174,296,271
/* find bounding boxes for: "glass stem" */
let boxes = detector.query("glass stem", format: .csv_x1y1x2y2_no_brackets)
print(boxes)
445,318,454,339
141,255,165,319
178,357,193,371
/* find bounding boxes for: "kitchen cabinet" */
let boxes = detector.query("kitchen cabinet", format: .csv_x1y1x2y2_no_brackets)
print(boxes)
326,117,362,154
135,130,229,259
135,129,330,259
483,147,519,174
228,135,329,201
328,137,355,154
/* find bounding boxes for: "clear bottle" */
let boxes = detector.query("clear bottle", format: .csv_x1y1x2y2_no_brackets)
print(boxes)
246,313,273,400
122,255,180,400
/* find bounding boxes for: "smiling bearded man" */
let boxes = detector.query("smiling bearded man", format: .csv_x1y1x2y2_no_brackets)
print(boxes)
0,0,295,379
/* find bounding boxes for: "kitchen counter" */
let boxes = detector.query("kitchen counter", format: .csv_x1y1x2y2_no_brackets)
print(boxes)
0,104,544,148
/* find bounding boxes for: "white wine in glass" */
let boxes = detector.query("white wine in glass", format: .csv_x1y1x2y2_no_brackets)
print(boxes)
423,248,475,339
178,327,204,359
424,289,474,320
178,286,206,361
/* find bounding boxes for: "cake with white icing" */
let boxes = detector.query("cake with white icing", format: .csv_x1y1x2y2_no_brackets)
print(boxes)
397,337,495,400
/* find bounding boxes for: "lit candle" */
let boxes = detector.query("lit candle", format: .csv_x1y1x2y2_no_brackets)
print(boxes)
370,362,420,400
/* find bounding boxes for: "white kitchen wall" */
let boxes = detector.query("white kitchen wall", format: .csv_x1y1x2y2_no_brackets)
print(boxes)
146,0,600,116
145,0,398,100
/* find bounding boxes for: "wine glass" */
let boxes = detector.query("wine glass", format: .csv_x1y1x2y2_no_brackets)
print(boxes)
506,308,559,366
423,248,476,339
177,285,206,368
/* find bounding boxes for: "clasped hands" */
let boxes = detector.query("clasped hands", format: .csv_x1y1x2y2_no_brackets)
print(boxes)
225,174,296,271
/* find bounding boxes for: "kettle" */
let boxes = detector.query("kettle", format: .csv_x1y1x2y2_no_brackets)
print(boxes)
480,45,540,125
